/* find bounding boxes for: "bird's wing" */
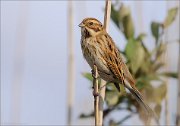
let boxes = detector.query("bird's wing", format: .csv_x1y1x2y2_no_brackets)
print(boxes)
102,34,159,124
103,50,124,83
103,34,135,86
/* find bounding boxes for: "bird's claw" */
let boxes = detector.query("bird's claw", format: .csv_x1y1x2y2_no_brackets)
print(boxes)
91,69,95,78
92,86,99,97
93,90,99,97
91,69,99,79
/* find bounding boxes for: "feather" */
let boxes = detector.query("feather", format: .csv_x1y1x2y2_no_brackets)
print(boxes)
124,82,159,124
80,18,159,124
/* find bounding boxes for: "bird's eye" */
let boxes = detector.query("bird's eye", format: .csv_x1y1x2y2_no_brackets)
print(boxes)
89,22,93,25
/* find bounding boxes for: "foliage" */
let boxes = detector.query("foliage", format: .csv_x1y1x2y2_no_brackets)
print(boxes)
80,3,178,125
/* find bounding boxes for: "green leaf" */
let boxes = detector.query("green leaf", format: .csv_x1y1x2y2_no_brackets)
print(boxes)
151,22,162,43
154,83,167,104
82,72,93,81
136,74,161,90
111,4,120,28
125,39,145,74
120,84,126,95
136,80,146,90
140,57,153,74
144,83,166,104
145,74,161,81
119,4,130,21
159,72,178,78
123,14,134,39
163,7,178,28
136,33,146,41
106,91,120,106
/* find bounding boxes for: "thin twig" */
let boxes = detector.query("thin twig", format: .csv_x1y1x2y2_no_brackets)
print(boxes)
93,1,111,125
66,1,75,125
176,26,180,126
93,65,99,126
176,2,180,123
11,3,29,123
98,0,112,126
104,0,111,31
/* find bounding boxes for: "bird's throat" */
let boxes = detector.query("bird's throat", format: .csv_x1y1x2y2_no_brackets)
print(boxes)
83,28,91,38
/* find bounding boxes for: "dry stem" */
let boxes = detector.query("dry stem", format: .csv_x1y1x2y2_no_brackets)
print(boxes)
67,1,75,125
98,0,112,126
93,65,99,126
92,1,111,126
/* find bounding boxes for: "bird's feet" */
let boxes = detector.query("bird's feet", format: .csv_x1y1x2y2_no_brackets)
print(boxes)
92,86,99,97
91,69,100,79
91,69,96,79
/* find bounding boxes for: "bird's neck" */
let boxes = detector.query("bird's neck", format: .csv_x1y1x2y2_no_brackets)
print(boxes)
82,27,106,38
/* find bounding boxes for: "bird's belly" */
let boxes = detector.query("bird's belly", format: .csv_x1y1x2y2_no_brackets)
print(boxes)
85,54,114,82
82,45,115,82
98,71,117,83
83,46,106,69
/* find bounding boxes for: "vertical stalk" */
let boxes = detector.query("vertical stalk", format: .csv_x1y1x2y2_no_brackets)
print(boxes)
176,2,180,126
98,0,112,125
93,65,99,126
176,31,180,126
11,3,29,124
66,1,75,125
92,1,111,125
103,0,111,31
93,1,111,126
176,15,180,126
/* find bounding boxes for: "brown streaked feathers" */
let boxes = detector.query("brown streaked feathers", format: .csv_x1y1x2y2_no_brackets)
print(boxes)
79,17,158,123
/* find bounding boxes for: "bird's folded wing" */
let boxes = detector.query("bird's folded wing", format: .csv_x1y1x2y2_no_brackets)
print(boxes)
103,50,125,83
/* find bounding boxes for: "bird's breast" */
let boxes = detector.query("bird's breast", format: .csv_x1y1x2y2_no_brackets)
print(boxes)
81,37,110,74
81,37,96,68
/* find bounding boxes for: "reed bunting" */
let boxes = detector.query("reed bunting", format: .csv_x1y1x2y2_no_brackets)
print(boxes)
79,18,157,121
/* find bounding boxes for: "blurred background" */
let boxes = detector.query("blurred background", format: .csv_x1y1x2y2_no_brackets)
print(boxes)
1,0,179,125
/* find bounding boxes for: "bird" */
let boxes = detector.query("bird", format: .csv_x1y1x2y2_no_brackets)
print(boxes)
79,17,157,122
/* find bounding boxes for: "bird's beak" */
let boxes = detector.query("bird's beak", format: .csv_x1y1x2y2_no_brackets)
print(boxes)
78,23,85,27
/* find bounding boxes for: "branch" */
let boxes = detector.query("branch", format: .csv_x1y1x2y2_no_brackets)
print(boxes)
98,0,112,126
104,0,111,31
93,65,99,126
66,1,75,125
176,25,180,126
93,1,111,126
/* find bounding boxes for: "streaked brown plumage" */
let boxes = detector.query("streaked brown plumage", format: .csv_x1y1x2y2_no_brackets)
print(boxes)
79,17,157,121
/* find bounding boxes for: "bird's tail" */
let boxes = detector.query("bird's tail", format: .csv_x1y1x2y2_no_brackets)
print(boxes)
124,83,159,124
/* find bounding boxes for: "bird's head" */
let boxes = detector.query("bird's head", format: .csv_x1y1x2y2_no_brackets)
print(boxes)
79,18,104,37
